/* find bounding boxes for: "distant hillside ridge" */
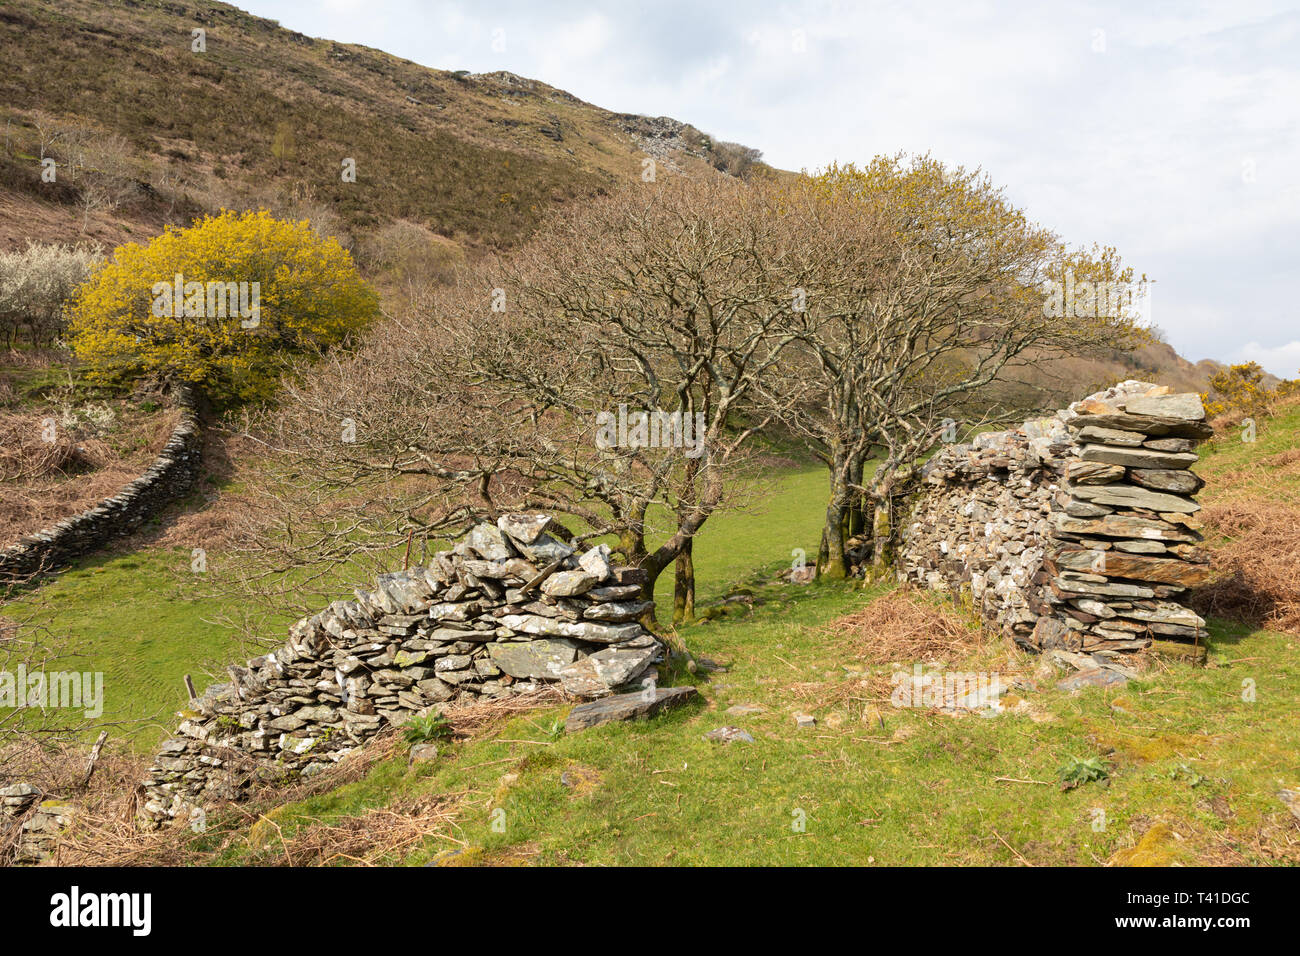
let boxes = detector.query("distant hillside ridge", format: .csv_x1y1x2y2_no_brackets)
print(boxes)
0,0,763,253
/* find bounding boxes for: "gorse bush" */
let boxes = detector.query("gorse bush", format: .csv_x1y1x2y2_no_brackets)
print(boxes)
0,242,103,347
1202,361,1300,423
67,210,379,405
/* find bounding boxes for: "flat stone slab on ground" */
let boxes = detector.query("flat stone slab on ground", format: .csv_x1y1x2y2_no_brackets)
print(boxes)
565,685,697,732
703,726,755,744
1057,667,1129,692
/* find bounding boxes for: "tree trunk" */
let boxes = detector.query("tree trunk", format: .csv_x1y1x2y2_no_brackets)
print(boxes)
817,451,852,579
870,495,893,572
672,537,696,625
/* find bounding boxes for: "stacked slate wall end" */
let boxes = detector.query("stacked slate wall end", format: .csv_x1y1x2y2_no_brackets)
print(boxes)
139,514,663,829
898,381,1210,655
0,387,202,581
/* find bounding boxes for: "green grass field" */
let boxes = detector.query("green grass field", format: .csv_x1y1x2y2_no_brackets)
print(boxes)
3,465,830,748
5,416,1299,866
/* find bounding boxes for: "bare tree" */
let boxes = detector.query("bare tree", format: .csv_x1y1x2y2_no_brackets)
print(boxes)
770,156,1146,577
223,175,804,623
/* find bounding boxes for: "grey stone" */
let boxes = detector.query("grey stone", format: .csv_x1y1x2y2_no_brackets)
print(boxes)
1119,393,1205,422
577,544,613,581
409,743,439,763
564,686,697,732
1057,667,1129,692
466,522,517,560
541,569,599,597
497,614,642,644
556,645,658,697
1079,443,1199,470
496,513,555,545
487,639,580,679
1075,425,1146,446
703,726,755,744
1128,468,1204,494
583,600,653,622
1068,482,1200,514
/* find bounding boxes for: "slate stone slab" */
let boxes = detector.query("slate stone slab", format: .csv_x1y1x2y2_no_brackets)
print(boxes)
488,639,580,679
1128,468,1204,494
1119,392,1205,421
557,644,657,697
1068,482,1201,514
1057,667,1129,692
1079,443,1199,470
565,686,697,732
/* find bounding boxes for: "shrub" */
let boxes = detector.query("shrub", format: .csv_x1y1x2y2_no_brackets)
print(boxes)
0,242,103,346
67,210,379,405
1202,361,1300,422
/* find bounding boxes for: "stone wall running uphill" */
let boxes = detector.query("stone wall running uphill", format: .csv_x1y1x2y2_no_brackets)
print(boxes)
139,514,664,828
0,388,202,582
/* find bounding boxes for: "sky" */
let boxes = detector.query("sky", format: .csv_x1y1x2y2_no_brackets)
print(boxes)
240,0,1300,374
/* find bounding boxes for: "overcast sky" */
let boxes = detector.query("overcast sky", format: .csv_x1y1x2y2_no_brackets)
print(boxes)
240,0,1300,373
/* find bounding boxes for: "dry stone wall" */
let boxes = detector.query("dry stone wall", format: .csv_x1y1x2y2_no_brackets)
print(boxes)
899,381,1212,656
139,514,663,828
0,388,201,581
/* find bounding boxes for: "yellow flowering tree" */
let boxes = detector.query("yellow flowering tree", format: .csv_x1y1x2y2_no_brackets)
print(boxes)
1202,362,1300,422
68,210,378,404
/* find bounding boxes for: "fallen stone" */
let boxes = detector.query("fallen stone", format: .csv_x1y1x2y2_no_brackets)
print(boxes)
725,703,766,716
1057,667,1129,692
703,726,755,744
564,686,697,732
409,743,439,763
794,713,816,729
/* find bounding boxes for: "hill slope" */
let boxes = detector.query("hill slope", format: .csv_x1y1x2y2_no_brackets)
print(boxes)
0,0,749,252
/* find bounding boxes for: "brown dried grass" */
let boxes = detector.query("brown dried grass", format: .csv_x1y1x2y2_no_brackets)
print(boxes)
1192,499,1300,636
0,408,179,546
826,587,985,664
30,688,565,867
788,587,988,710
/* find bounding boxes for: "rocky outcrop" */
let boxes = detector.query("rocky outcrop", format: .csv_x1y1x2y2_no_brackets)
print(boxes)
899,382,1210,657
139,514,665,829
0,388,202,582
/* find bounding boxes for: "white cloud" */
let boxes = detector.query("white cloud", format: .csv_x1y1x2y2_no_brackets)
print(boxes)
241,0,1300,368
1237,340,1300,378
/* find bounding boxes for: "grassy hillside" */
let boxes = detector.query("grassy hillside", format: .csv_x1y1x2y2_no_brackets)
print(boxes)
13,401,1300,867
0,0,753,252
163,402,1296,868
